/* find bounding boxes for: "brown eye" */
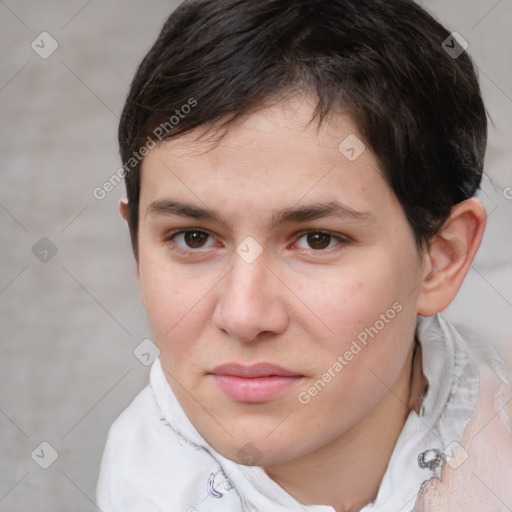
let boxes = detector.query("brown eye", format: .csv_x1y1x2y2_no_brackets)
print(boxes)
295,230,347,253
166,229,214,252
183,230,209,248
306,232,331,250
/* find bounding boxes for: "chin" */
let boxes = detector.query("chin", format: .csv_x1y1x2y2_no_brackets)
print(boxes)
204,428,310,468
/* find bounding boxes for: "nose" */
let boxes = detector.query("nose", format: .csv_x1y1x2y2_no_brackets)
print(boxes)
213,251,288,343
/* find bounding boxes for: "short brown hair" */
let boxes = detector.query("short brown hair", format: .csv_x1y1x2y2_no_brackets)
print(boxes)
119,0,488,259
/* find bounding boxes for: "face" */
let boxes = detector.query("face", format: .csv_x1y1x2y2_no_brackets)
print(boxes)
135,94,427,467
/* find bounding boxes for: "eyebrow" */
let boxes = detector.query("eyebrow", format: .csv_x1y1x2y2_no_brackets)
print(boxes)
147,199,375,230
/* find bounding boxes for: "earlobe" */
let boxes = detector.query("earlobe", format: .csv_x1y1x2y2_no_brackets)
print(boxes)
417,198,487,316
119,198,130,222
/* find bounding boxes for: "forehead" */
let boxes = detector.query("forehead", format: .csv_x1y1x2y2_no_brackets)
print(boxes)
138,95,402,229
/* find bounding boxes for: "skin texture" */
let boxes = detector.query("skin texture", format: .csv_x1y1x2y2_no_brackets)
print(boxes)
120,93,486,512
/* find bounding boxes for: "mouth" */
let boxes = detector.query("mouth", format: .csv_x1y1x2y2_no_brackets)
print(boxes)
208,363,304,403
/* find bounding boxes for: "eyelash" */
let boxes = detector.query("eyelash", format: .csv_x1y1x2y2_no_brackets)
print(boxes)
163,228,349,256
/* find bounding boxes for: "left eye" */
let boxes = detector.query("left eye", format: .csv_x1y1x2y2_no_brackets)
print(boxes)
295,231,344,251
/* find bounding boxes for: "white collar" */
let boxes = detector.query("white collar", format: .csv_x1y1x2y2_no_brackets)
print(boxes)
149,313,480,512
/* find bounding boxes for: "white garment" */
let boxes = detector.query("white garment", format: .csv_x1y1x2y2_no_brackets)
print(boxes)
96,314,511,511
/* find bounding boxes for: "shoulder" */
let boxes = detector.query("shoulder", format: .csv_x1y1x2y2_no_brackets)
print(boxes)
414,351,512,512
96,384,228,511
98,384,166,465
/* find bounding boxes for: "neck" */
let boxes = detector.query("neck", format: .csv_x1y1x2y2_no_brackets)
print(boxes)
263,341,426,512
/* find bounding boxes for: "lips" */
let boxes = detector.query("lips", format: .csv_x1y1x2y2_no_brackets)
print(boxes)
210,363,302,378
209,363,304,403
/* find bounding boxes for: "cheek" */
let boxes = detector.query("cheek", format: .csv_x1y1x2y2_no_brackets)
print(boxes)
298,254,417,394
299,258,407,350
138,253,210,353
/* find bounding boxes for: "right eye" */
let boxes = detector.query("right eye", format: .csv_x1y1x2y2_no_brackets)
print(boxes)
165,229,216,254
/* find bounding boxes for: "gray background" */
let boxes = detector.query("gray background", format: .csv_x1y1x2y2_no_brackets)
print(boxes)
0,1,511,510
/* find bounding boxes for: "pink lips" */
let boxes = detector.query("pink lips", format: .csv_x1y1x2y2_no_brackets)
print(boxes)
209,363,304,403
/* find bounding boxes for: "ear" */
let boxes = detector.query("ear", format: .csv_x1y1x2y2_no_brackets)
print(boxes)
417,198,487,316
119,197,130,223
119,198,142,301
